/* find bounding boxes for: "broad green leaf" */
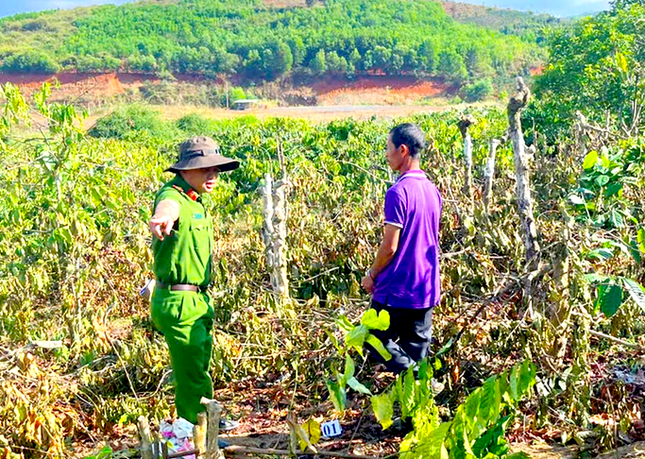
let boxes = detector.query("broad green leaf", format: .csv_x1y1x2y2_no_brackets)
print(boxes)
602,239,633,257
478,376,501,425
365,334,392,361
395,369,403,401
622,278,645,312
471,415,511,458
406,422,450,456
586,248,613,260
87,445,113,459
517,360,536,395
347,377,372,395
336,315,354,332
498,370,509,401
594,174,609,187
345,324,369,349
341,355,355,386
412,399,440,433
401,367,416,418
371,391,394,430
417,358,430,382
509,366,519,402
605,181,623,197
629,242,642,264
326,379,347,412
609,209,624,228
596,282,624,317
464,387,482,424
360,309,390,330
582,150,598,170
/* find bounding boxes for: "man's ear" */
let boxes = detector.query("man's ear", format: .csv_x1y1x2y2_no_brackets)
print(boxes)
399,143,410,158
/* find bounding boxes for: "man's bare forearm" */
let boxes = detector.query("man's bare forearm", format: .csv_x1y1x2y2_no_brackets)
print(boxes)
369,225,401,278
370,243,396,278
153,199,180,221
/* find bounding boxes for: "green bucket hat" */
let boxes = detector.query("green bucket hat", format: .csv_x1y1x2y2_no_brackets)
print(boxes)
166,136,240,173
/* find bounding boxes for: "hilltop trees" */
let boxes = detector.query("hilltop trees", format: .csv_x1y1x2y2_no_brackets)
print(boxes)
0,0,541,85
1,50,61,74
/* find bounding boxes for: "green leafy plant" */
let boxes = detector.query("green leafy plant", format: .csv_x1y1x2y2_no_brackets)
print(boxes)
396,361,537,459
326,309,392,411
371,358,440,430
569,145,645,318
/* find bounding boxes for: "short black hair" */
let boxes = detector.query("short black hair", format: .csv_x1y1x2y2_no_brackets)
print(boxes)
389,123,426,158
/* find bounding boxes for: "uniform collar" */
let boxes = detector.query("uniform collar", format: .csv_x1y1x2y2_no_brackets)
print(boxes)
171,175,201,202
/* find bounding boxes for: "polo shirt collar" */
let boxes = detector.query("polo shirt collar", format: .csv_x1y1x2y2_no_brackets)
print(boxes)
171,175,201,202
397,169,426,181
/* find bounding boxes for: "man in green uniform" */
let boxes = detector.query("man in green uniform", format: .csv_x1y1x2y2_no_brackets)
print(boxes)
149,136,239,426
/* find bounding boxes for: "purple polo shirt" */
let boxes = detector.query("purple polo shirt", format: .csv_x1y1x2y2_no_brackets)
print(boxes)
372,169,442,309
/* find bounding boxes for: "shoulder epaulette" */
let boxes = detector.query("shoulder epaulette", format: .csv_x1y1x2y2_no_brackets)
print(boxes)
171,184,199,201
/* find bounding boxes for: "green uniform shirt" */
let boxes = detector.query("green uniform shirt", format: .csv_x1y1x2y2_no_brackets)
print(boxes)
152,175,214,287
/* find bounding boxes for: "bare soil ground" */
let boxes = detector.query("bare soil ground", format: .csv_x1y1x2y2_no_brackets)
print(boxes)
0,72,153,100
0,73,455,119
83,379,586,459
311,77,453,105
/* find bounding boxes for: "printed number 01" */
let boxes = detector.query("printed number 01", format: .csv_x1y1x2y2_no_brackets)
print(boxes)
321,420,342,438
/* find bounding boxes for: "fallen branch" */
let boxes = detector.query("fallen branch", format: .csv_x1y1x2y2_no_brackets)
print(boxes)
589,330,645,351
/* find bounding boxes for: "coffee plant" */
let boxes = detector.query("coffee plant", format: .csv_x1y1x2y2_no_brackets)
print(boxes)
0,77,644,459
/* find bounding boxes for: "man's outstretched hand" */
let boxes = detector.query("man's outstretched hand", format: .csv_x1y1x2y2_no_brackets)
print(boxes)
149,199,180,241
149,215,175,240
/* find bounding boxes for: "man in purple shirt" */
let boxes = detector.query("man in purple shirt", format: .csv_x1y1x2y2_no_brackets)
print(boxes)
362,123,442,374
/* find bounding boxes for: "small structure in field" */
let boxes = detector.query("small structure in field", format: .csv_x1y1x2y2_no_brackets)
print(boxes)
230,99,260,110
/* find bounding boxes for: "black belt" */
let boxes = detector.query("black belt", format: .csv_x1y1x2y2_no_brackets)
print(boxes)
156,281,207,293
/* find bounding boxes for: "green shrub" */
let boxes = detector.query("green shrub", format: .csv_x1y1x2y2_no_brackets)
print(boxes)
228,87,248,104
139,81,182,105
1,50,61,74
88,105,177,140
176,113,217,135
462,79,494,102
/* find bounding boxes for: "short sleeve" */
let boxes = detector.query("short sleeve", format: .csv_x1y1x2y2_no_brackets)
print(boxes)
154,186,182,209
384,189,405,229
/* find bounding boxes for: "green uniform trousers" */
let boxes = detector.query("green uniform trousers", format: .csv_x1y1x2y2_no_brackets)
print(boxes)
151,288,214,425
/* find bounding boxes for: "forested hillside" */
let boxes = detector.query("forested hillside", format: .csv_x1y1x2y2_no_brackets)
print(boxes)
0,0,544,85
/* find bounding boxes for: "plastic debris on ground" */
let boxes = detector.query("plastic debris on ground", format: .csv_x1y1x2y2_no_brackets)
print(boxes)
159,418,196,459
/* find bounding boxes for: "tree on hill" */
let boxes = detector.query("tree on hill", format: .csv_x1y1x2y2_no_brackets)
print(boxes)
530,0,645,139
1,50,61,74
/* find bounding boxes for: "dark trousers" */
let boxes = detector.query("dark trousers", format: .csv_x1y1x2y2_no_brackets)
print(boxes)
367,300,433,374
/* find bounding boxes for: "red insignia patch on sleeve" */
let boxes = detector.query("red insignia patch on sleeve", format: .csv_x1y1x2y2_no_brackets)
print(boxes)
186,190,199,201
